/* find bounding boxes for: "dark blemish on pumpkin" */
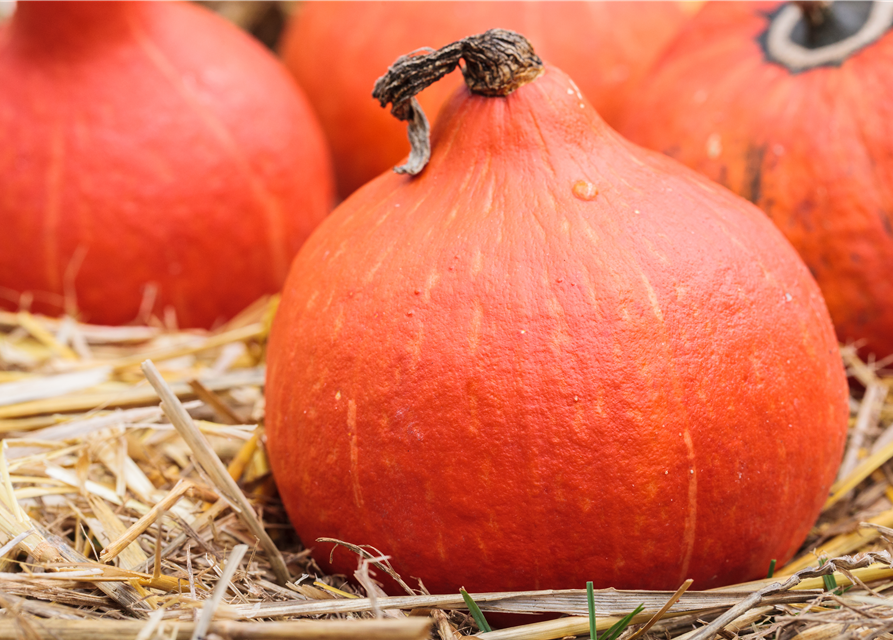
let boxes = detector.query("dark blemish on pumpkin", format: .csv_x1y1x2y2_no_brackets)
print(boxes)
880,210,893,236
663,145,682,159
794,198,817,233
744,145,766,204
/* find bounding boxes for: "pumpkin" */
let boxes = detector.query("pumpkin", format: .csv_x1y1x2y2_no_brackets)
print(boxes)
279,1,696,198
265,30,848,595
618,1,893,359
0,1,334,328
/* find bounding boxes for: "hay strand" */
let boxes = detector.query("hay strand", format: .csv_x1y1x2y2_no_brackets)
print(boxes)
140,359,290,586
0,619,432,640
99,478,193,563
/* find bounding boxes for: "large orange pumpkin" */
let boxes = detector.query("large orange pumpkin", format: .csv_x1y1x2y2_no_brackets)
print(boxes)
279,1,696,198
265,30,847,595
0,1,334,328
619,1,893,358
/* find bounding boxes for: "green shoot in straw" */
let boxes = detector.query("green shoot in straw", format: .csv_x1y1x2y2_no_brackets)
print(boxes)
601,603,646,640
460,587,492,633
586,583,643,640
587,581,597,640
818,558,839,593
767,559,777,579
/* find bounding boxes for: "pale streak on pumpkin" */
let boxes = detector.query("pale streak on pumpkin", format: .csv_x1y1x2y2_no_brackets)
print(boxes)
471,248,484,277
361,192,432,286
468,300,484,356
126,17,290,282
331,304,346,342
423,270,440,303
347,398,362,508
637,267,698,584
44,120,65,293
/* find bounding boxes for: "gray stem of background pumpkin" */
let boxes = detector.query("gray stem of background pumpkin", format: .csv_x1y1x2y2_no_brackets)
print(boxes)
793,0,831,27
372,29,544,176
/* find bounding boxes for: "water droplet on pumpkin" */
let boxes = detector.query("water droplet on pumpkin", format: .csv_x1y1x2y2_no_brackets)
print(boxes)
572,180,598,201
414,289,421,295
556,278,563,283
335,391,341,400
407,310,414,316
567,88,575,95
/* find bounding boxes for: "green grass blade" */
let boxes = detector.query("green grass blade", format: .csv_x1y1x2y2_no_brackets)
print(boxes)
460,587,492,633
767,559,777,578
817,558,839,593
587,581,597,640
601,603,645,640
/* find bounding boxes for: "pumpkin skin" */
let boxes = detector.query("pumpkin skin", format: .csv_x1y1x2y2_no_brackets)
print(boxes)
279,1,695,198
618,1,893,358
265,62,848,594
0,1,334,328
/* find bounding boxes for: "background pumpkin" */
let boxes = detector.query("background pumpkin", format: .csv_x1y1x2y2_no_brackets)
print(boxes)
619,1,893,359
0,1,334,328
279,1,697,198
265,31,848,595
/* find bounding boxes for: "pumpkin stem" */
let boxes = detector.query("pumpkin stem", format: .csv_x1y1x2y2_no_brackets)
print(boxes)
373,29,544,175
794,1,831,28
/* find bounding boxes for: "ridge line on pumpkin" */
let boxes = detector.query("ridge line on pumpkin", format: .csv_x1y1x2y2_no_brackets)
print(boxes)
127,15,291,281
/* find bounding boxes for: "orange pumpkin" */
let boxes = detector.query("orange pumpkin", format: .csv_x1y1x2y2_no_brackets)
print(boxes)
279,1,695,198
265,30,847,595
0,1,334,328
619,1,893,358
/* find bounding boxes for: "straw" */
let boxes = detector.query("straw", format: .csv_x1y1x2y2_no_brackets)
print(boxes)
141,359,290,586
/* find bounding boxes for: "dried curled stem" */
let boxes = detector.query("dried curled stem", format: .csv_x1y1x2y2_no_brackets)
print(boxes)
372,29,544,175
